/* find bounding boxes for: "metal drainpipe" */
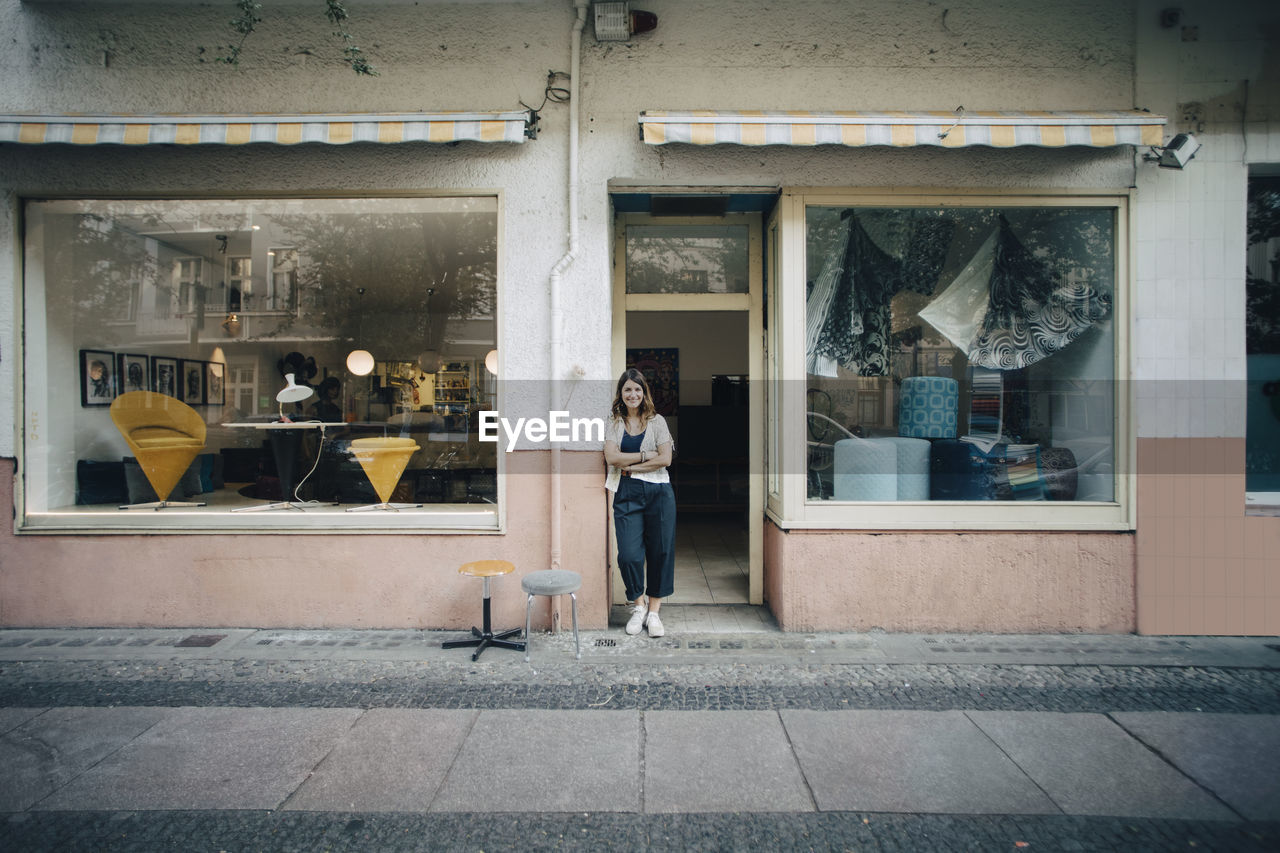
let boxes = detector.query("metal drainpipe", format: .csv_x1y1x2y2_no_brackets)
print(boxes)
547,0,587,607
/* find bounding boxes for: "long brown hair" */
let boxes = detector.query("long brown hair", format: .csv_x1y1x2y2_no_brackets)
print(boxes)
611,368,657,425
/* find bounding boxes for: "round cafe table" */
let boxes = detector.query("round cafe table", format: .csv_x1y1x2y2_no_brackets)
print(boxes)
224,422,345,511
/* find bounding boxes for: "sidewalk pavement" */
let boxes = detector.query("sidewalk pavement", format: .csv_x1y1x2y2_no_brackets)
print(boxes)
1,611,1278,851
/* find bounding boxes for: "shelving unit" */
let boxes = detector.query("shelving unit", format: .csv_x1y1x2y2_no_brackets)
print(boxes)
434,361,471,414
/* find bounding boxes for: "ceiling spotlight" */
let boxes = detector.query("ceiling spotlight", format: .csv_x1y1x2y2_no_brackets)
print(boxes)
593,2,657,41
1144,132,1201,169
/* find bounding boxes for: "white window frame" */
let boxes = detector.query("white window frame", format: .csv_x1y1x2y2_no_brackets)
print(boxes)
168,256,202,319
769,187,1135,531
17,193,506,535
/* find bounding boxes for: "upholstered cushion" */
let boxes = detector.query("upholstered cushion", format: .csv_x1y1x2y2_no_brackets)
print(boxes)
833,438,898,501
881,437,931,500
123,457,158,503
898,376,959,438
522,569,583,596
76,460,128,505
1039,447,1078,502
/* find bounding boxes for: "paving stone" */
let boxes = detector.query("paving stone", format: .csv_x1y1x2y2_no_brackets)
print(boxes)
781,709,1056,814
33,707,361,811
430,709,641,813
643,710,813,813
0,707,169,811
1113,711,1280,820
968,711,1239,821
0,707,45,735
285,709,477,812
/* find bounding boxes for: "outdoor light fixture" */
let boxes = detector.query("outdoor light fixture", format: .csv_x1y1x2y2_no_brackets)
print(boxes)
485,349,499,376
1144,132,1201,169
593,1,657,41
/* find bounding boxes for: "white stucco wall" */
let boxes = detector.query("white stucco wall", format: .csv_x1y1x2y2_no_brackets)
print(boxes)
1,0,1152,462
3,0,1275,464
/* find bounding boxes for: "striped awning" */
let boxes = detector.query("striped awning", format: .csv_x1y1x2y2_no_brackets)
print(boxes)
0,111,534,146
639,110,1166,148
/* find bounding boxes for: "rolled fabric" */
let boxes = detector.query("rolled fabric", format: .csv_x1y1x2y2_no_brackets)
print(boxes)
833,438,898,501
898,376,959,438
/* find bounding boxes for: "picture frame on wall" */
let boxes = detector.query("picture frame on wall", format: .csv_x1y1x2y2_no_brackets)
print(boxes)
151,356,179,398
117,353,149,395
80,349,117,407
180,359,205,406
205,361,225,406
626,347,679,416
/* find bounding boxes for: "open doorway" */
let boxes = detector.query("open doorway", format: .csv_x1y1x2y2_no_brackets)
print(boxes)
609,206,767,608
627,311,750,604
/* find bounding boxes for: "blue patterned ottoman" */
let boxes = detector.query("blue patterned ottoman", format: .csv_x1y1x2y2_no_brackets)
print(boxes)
898,376,959,439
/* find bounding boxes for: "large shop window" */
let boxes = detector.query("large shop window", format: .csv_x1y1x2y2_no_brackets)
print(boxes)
1247,175,1280,504
796,197,1127,529
21,197,500,531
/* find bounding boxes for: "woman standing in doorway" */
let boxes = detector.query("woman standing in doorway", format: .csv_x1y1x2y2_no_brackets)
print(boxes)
604,368,676,638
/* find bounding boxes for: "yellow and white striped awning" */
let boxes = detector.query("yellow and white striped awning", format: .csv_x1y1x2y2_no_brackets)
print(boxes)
640,110,1166,148
0,111,534,146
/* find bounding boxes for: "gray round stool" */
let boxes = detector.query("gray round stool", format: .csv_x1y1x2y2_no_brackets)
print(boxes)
521,570,582,661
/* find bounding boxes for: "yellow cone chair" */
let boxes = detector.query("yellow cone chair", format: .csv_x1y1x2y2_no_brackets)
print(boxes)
110,391,207,510
346,436,422,511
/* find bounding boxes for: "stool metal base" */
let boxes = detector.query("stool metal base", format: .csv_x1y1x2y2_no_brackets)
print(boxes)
441,625,525,662
442,577,525,661
525,591,581,662
118,499,206,511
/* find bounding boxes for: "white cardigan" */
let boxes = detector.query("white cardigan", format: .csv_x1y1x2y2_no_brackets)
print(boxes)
604,413,674,492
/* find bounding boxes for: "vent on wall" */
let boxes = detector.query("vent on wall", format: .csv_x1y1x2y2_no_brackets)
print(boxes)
649,196,731,217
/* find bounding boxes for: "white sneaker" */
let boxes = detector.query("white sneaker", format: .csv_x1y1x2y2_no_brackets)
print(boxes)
625,604,647,635
645,611,665,638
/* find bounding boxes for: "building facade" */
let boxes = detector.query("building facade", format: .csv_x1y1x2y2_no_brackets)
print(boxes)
1,0,1277,634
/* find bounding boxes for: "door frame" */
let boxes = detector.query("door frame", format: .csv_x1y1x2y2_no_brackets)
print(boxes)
610,212,765,605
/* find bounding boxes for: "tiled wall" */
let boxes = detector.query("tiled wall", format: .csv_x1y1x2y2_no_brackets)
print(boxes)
1136,438,1280,634
1133,1,1280,634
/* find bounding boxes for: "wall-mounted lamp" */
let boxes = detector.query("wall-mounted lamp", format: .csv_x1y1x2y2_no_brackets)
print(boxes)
593,1,657,41
1144,132,1201,169
484,349,499,376
221,313,242,337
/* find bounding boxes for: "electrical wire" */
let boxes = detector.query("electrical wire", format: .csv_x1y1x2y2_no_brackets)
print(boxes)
520,70,572,116
290,421,329,505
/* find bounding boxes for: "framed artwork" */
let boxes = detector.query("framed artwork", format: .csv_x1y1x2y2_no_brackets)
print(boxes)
117,353,149,395
80,349,117,407
151,356,179,398
180,359,205,406
205,361,225,406
626,347,678,416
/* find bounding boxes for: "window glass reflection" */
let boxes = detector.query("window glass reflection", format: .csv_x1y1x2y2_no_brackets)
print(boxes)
804,205,1116,504
25,197,499,523
626,224,749,293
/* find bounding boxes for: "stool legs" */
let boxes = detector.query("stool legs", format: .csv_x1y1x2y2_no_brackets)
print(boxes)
523,591,581,662
442,576,525,661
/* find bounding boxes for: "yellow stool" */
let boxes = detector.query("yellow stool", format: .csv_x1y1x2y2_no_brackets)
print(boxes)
346,436,422,511
442,560,526,661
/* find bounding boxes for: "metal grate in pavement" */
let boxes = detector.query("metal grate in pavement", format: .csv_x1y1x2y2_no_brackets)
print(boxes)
175,634,227,648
